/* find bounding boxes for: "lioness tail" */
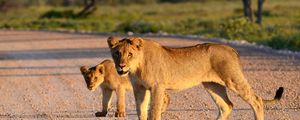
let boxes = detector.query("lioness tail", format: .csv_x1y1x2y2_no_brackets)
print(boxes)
263,87,284,105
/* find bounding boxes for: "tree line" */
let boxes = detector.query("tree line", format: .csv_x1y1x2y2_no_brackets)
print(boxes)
0,0,265,24
0,0,239,7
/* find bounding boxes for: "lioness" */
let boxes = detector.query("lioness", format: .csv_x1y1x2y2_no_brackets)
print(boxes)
107,37,284,120
80,59,170,117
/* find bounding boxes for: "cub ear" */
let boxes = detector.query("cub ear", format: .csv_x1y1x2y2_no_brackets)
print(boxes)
107,36,119,48
96,64,105,74
80,66,89,74
129,37,144,49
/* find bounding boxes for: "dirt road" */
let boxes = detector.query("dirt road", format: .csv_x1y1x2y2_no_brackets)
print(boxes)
0,30,299,120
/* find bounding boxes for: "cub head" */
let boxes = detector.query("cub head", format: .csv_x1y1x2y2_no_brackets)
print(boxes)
107,36,144,76
80,65,105,91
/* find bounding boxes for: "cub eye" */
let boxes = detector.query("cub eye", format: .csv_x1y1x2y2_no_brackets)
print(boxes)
128,52,133,58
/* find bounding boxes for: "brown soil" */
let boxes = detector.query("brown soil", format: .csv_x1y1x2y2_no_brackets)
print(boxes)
0,30,299,120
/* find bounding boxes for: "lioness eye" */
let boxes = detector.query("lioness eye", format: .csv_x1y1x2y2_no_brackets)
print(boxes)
114,51,120,57
128,53,132,58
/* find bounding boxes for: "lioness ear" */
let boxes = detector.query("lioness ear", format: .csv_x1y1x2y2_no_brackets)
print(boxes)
96,65,104,74
107,36,119,48
129,37,144,49
80,66,89,74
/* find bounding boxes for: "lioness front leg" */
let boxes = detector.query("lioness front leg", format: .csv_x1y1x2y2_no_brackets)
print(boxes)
96,88,113,117
115,86,126,117
133,85,151,120
149,86,165,120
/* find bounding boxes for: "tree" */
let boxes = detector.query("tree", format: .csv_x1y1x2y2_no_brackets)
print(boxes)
242,0,253,22
78,0,97,17
63,0,70,6
242,0,265,25
0,0,25,12
256,0,264,25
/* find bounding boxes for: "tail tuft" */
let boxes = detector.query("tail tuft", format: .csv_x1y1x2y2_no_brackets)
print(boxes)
274,87,284,100
263,87,284,105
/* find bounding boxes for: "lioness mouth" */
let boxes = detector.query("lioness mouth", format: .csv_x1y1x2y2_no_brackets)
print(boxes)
117,70,129,75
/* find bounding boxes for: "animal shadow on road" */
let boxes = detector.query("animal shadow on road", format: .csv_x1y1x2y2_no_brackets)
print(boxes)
0,48,111,60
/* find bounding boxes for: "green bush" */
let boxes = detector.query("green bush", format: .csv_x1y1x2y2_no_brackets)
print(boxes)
160,19,218,35
267,34,300,50
219,17,262,41
116,21,160,33
40,10,78,19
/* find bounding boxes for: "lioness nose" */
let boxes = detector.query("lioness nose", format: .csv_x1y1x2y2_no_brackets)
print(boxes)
119,64,126,68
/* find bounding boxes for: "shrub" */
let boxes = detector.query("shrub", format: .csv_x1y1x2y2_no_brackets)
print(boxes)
40,10,78,19
219,17,262,41
160,19,218,35
267,34,300,50
116,21,160,33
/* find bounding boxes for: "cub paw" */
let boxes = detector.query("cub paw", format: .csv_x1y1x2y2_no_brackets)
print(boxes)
95,111,107,117
115,111,126,117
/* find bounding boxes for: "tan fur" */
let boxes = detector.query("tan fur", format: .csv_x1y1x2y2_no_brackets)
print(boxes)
107,37,283,120
80,59,170,117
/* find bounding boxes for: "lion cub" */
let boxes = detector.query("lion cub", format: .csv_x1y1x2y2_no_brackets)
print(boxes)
80,59,132,117
80,59,171,117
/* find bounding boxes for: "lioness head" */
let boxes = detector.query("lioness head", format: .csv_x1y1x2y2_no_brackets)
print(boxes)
107,36,144,76
80,65,105,91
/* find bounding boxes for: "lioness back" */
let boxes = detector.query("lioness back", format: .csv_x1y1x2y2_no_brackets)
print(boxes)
139,41,241,90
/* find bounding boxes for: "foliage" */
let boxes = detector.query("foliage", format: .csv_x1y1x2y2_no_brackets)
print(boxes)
267,34,300,50
219,17,262,40
0,0,299,51
116,21,160,33
40,10,78,19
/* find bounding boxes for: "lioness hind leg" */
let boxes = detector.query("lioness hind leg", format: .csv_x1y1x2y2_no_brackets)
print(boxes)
225,74,264,120
203,82,233,120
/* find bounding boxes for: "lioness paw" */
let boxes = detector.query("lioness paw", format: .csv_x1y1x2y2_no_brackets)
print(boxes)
115,111,126,117
95,111,107,117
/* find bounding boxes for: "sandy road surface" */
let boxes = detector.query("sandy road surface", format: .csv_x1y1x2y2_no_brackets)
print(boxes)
0,30,299,120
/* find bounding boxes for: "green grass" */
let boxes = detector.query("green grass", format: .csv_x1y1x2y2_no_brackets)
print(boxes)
0,0,300,50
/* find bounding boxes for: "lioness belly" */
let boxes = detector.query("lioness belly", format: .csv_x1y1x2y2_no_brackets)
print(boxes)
164,75,204,91
167,80,202,91
165,69,224,91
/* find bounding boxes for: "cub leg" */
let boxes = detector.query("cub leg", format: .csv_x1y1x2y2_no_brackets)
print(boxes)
95,88,113,117
115,86,126,117
203,82,233,120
